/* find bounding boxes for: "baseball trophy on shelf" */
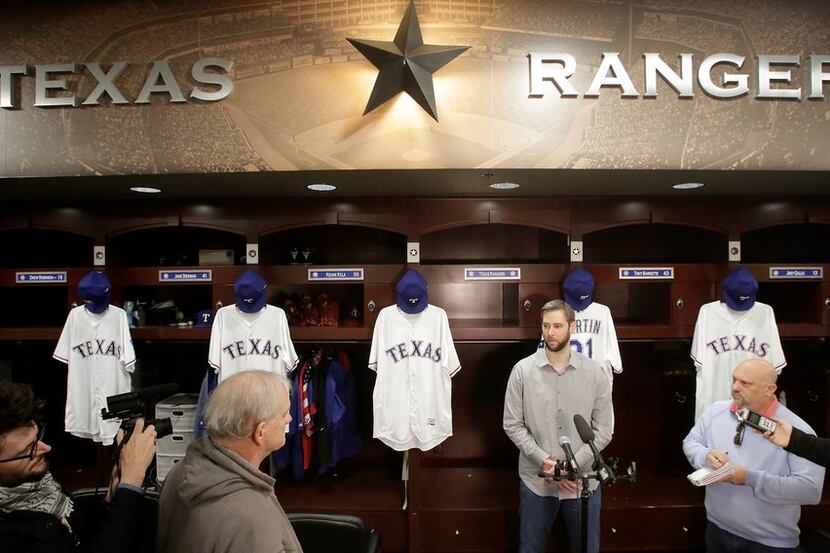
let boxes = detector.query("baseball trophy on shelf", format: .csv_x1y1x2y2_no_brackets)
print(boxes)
301,246,313,265
289,247,300,264
299,293,320,326
342,304,361,327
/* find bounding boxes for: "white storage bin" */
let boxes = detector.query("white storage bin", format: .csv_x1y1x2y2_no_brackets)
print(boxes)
156,454,184,481
157,431,193,456
155,393,199,432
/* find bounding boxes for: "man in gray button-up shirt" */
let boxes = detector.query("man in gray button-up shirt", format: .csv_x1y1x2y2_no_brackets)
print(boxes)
504,299,613,553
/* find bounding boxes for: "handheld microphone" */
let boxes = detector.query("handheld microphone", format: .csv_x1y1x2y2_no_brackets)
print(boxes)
573,414,612,482
558,435,580,477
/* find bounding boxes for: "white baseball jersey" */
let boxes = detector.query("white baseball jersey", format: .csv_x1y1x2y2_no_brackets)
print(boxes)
53,305,135,445
369,304,461,451
691,301,786,419
538,302,622,385
208,304,298,382
571,302,623,384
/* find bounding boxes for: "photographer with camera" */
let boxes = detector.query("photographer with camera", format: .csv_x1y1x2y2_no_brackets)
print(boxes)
0,381,157,553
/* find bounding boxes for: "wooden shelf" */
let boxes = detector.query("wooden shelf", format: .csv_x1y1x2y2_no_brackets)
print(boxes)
130,326,211,340
778,324,829,338
0,327,62,340
291,326,371,341
617,325,695,340
2,323,827,343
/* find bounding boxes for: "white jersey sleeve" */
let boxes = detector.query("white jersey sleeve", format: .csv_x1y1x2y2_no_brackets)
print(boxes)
766,307,786,373
207,307,224,373
53,312,72,364
441,310,461,377
276,307,299,374
601,305,622,374
690,303,708,368
368,308,384,372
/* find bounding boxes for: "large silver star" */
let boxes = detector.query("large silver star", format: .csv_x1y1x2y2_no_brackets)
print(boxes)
347,1,469,121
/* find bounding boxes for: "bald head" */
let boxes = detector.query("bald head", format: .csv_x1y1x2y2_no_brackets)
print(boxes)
205,370,290,440
731,358,778,411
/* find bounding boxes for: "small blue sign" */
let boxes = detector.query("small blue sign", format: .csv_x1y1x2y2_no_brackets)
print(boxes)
16,271,67,284
618,267,674,280
465,268,522,281
158,270,212,282
308,268,364,281
769,267,823,280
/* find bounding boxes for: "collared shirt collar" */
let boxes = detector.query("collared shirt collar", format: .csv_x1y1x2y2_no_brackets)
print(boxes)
730,396,780,418
534,346,580,372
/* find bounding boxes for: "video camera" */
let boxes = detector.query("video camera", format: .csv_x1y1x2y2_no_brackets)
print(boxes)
101,383,179,445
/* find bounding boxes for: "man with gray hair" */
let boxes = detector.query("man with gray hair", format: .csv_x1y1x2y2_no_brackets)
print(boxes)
157,370,301,553
504,299,613,553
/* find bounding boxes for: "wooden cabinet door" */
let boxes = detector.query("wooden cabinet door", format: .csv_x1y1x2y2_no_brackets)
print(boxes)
518,283,559,328
602,507,705,550
672,281,713,327
364,283,396,328
420,510,510,552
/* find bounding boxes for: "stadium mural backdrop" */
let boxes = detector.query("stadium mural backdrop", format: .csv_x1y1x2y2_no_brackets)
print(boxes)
1,0,829,177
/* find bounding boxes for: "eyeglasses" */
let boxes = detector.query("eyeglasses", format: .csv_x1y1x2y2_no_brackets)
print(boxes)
0,423,46,463
734,422,746,447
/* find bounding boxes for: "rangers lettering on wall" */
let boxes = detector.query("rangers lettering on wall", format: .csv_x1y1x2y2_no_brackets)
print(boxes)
528,53,830,100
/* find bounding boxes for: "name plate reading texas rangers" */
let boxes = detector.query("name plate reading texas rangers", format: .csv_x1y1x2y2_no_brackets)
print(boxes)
618,267,675,280
16,271,67,284
464,268,521,281
158,270,213,282
769,267,823,280
308,269,364,281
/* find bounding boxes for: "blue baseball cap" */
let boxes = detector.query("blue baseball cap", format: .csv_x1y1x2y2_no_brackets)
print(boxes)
563,267,594,312
78,271,111,314
234,270,267,313
396,268,428,314
722,267,757,311
195,309,213,327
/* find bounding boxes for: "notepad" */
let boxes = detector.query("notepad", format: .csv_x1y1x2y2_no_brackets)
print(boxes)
687,463,735,486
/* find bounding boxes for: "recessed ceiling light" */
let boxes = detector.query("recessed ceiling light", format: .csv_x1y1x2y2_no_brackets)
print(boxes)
307,183,336,192
129,186,161,194
489,182,520,190
672,182,705,190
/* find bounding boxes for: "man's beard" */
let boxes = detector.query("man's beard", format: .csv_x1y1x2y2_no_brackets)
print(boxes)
544,336,570,353
0,459,49,488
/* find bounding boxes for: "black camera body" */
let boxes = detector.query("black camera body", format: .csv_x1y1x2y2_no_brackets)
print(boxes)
101,383,179,445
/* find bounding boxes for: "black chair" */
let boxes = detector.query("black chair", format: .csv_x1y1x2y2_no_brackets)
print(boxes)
69,487,159,553
287,513,381,553
801,526,830,553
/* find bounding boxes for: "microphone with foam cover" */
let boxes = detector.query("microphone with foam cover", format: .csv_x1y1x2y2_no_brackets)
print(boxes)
574,413,607,477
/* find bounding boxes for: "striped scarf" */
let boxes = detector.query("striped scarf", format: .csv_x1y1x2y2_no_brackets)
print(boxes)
0,471,74,531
